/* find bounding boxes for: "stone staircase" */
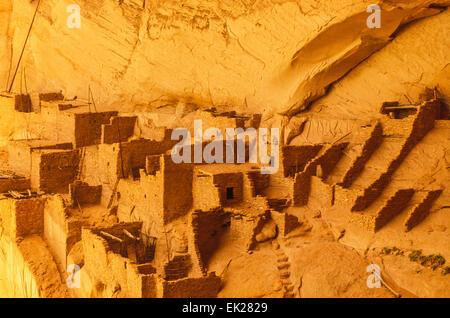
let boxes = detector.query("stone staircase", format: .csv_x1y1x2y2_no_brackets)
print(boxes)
272,240,295,298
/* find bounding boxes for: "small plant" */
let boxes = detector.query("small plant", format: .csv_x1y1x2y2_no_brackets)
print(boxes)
409,250,446,271
442,267,450,276
392,247,403,256
421,254,446,268
382,246,404,256
408,250,422,262
382,247,392,255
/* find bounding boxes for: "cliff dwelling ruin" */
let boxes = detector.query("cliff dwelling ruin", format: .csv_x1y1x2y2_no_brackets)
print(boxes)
0,0,449,299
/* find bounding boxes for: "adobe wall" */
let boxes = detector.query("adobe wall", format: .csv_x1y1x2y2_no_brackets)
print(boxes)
79,145,116,207
117,178,152,224
102,116,137,144
145,155,161,175
334,185,359,210
244,171,270,198
374,189,414,231
14,94,32,113
189,209,230,273
8,142,33,176
114,172,161,228
308,176,334,210
15,198,46,238
184,111,246,136
73,111,118,148
213,173,243,207
31,149,80,194
0,178,30,193
193,169,245,211
406,100,441,144
193,172,222,211
247,210,271,251
174,138,251,165
351,189,414,232
281,145,323,178
100,137,178,182
0,197,46,240
271,211,301,237
82,228,126,296
88,144,119,188
44,195,68,268
123,138,179,176
293,143,348,206
69,181,102,207
82,223,145,297
163,157,193,224
156,273,221,298
229,208,269,251
163,254,192,281
38,92,65,102
403,190,442,232
40,105,76,144
44,195,83,269
8,140,73,177
126,263,157,298
339,122,383,187
116,165,165,245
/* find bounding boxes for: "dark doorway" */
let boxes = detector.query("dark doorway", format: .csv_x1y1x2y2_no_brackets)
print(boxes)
226,187,234,200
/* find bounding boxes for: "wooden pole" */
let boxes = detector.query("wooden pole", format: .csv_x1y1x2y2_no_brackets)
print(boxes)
100,231,123,243
123,229,137,240
8,0,41,93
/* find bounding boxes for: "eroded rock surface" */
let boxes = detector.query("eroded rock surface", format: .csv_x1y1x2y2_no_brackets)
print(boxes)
1,0,449,115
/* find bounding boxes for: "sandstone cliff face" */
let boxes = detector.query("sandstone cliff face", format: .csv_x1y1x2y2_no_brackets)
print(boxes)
310,9,450,119
1,0,449,116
